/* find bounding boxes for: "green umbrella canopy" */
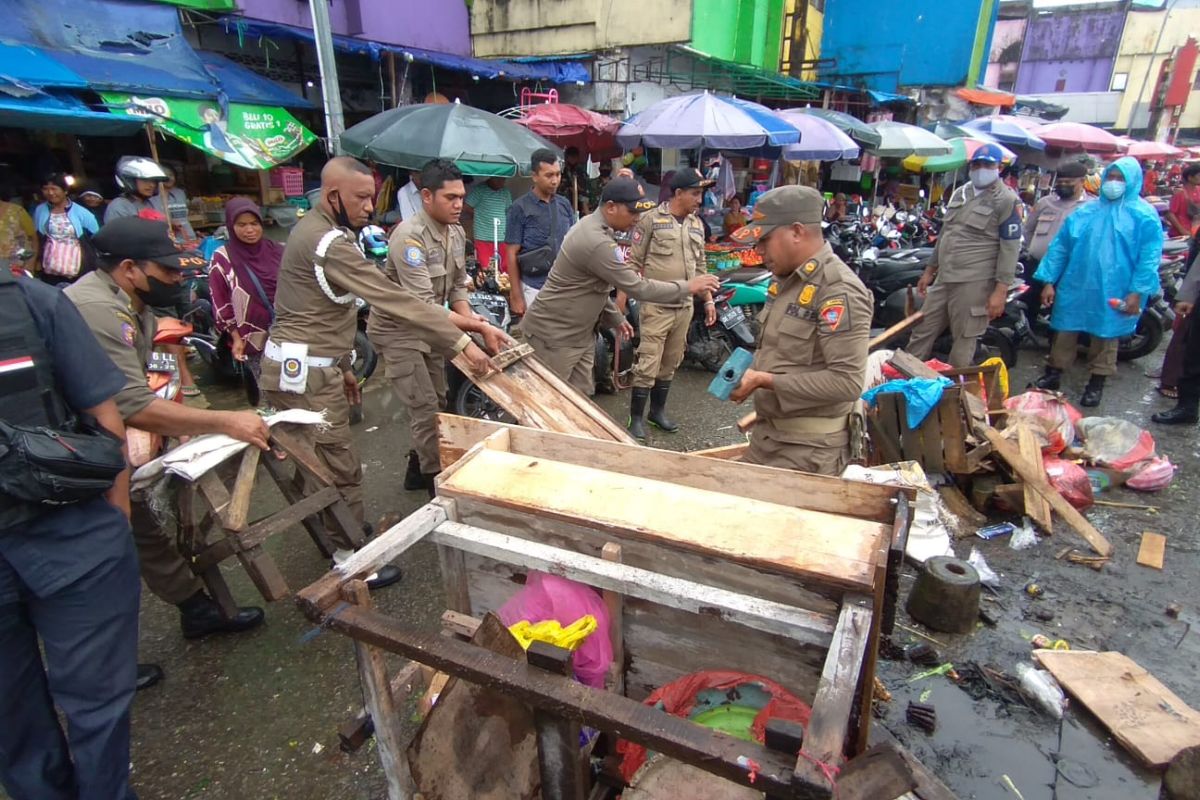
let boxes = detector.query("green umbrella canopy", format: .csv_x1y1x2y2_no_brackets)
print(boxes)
797,108,883,149
341,102,561,177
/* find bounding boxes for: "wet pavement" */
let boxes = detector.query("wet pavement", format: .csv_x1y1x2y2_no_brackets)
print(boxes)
41,344,1199,799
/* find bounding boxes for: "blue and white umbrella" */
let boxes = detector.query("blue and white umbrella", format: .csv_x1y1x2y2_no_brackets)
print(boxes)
961,115,1047,151
617,91,799,151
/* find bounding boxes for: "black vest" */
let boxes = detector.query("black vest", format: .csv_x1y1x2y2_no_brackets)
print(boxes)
0,270,68,428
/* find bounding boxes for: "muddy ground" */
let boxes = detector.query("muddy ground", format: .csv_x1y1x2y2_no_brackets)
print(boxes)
17,344,1194,800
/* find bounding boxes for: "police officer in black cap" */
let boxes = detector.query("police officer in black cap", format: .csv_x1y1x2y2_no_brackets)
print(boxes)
0,264,139,798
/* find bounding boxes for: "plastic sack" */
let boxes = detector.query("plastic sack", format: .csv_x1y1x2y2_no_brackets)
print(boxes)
616,671,812,781
862,377,953,428
1003,391,1082,455
1043,457,1095,510
1009,517,1039,551
967,547,1000,587
1077,417,1156,471
497,572,612,689
1126,457,1176,492
1016,663,1067,718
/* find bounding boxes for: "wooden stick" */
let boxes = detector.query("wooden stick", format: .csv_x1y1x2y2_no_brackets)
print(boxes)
224,447,261,532
1015,424,1053,534
894,623,946,648
1093,500,1159,512
600,543,625,694
868,311,924,351
736,411,757,432
144,122,173,232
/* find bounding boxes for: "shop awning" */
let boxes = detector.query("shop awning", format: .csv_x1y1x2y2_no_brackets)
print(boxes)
196,52,313,109
218,17,591,85
668,47,822,103
0,90,144,136
956,87,1016,107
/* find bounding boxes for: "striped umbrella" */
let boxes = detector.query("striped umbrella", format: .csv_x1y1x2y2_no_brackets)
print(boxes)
617,91,799,151
867,121,953,157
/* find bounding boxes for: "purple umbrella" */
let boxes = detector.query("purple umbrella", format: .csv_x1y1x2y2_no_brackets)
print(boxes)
775,108,860,160
617,91,799,151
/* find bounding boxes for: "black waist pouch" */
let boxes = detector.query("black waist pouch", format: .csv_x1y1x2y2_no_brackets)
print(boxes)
0,415,126,506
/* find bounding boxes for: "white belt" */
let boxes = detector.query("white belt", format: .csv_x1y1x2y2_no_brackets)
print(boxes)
264,340,337,368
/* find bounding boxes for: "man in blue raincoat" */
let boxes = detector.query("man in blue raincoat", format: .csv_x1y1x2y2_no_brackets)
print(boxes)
1032,157,1163,407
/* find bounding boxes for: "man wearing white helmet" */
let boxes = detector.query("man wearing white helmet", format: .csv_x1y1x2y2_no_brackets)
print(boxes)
104,156,168,225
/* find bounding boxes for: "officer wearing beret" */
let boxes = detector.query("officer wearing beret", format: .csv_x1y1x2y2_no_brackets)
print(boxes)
729,186,872,475
907,144,1023,367
520,178,720,395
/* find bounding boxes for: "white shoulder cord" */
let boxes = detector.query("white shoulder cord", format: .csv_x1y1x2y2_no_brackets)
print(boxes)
314,229,359,305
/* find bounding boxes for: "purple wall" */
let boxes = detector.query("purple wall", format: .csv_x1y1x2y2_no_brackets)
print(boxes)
238,0,471,56
1014,8,1124,94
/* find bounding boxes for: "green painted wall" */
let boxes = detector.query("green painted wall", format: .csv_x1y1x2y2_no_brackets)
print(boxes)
691,0,785,71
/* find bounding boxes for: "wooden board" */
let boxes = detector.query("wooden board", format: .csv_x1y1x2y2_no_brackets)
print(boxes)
1136,532,1166,569
450,348,637,444
438,447,887,593
1015,424,1053,533
888,350,942,381
408,613,540,799
1034,650,1200,768
624,756,761,800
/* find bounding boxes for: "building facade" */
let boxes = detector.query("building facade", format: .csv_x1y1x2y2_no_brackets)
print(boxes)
237,0,472,56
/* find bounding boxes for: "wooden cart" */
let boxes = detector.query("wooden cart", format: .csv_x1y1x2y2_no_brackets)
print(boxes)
297,416,916,799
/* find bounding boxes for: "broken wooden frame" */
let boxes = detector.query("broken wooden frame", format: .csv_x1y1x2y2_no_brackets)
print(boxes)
297,417,916,799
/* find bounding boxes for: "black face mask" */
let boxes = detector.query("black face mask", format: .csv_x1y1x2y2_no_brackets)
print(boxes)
1054,185,1077,200
329,191,358,232
136,269,184,309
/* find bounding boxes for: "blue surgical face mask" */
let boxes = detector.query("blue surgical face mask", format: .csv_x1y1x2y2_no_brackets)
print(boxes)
1101,180,1126,201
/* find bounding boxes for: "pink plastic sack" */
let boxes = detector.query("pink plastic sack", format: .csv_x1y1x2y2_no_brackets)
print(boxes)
1004,391,1082,455
1126,457,1176,492
498,572,612,688
1077,417,1156,472
1043,457,1094,510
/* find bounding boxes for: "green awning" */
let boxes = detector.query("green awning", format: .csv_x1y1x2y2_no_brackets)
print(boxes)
101,93,316,169
662,46,822,104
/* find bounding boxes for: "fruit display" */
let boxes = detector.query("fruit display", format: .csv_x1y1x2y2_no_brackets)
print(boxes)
705,244,762,272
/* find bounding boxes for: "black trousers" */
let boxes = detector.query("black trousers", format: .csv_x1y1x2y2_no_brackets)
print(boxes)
1177,308,1200,404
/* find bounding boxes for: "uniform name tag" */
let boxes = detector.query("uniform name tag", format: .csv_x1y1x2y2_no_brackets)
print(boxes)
278,342,309,394
652,222,674,231
785,303,816,321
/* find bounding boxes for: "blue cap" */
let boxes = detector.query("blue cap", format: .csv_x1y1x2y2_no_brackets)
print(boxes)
970,143,1005,165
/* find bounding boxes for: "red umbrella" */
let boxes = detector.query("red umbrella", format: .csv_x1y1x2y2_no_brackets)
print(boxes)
1033,121,1124,153
516,103,622,159
1125,140,1184,159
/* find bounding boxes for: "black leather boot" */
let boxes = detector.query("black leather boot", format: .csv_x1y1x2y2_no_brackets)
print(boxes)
1032,367,1063,391
1079,374,1106,408
421,472,440,499
403,450,423,490
628,387,650,440
1152,400,1200,425
178,591,266,640
647,380,679,433
136,663,164,691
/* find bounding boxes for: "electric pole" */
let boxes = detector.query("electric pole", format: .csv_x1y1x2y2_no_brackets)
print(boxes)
309,0,345,154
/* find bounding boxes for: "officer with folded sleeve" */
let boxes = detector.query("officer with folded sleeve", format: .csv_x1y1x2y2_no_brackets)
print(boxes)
728,186,872,475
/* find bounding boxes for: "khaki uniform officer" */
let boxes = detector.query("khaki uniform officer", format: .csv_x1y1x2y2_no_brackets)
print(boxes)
907,143,1022,367
519,178,721,396
626,168,716,439
728,186,872,476
261,157,494,581
368,159,510,494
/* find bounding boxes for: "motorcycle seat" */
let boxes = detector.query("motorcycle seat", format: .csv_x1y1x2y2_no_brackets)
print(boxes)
1162,238,1189,254
720,267,771,284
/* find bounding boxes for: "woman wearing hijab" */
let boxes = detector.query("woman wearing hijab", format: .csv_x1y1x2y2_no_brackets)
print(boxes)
208,198,284,380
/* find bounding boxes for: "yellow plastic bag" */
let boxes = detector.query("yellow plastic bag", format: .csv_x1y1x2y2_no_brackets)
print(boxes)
508,615,598,652
980,356,1010,402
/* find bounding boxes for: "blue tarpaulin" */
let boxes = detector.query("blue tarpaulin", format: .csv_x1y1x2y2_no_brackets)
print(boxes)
219,17,591,85
196,52,312,109
0,91,144,135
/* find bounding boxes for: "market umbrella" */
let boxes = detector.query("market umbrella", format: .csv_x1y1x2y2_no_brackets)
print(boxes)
902,137,1017,173
866,121,953,157
798,108,882,148
774,108,860,160
931,121,1000,143
340,102,559,176
617,91,799,151
1124,140,1184,159
515,103,622,160
1031,121,1124,154
961,116,1047,150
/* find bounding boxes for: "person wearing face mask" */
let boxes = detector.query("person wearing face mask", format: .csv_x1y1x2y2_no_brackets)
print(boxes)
907,144,1023,367
368,159,512,495
66,217,272,691
261,157,497,587
1032,157,1164,407
1023,160,1091,264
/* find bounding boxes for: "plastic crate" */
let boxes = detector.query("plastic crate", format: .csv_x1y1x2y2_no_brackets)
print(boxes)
270,167,305,197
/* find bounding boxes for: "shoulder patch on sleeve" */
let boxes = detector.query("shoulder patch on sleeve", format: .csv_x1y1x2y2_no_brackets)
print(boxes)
999,207,1023,241
402,244,426,267
612,244,626,264
818,293,849,333
632,228,643,244
119,321,136,347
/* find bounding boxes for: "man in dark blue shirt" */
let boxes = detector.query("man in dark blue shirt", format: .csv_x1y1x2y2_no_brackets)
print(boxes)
505,148,575,317
0,276,140,800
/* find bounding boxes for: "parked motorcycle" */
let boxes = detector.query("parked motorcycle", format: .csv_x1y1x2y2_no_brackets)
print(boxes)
446,255,517,421
684,285,757,372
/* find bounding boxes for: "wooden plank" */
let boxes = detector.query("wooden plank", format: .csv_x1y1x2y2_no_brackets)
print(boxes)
936,485,987,530
437,545,472,614
938,389,969,473
918,407,944,474
343,580,414,800
437,415,905,524
224,447,261,532
243,486,341,550
896,395,922,463
983,428,1112,557
440,610,481,639
432,521,835,649
1035,650,1200,768
798,602,873,780
1015,424,1053,533
270,425,337,486
237,544,290,601
196,471,232,527
315,603,818,797
438,448,887,593
888,350,942,381
338,661,426,753
601,542,626,693
1137,531,1166,569
523,355,637,443
833,745,918,800
868,311,923,351
527,642,586,800
869,393,904,465
881,492,910,636
690,442,751,461
962,441,993,474
867,724,959,800
260,451,335,557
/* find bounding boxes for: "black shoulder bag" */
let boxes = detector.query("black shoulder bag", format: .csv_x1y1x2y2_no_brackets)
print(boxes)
516,196,562,279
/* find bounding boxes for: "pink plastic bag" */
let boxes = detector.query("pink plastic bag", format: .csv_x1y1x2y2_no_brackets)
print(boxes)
1077,417,1156,472
1004,391,1082,455
1126,457,1176,491
1043,457,1094,510
498,572,612,688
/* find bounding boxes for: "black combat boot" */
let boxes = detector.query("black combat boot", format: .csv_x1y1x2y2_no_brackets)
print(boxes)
1079,374,1106,408
1031,367,1062,391
647,380,680,433
421,471,440,499
178,590,266,640
136,663,164,691
403,449,423,490
1152,398,1200,425
628,387,650,440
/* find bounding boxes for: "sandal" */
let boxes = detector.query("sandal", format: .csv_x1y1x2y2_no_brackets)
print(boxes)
181,385,202,398
1156,386,1178,399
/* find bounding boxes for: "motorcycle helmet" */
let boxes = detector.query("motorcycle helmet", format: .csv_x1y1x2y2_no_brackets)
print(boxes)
358,225,389,262
115,156,168,195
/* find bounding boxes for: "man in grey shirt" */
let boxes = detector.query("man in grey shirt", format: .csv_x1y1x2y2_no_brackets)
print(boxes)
104,156,168,225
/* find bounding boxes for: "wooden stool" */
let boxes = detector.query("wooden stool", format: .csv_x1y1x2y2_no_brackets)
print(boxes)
174,423,365,616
